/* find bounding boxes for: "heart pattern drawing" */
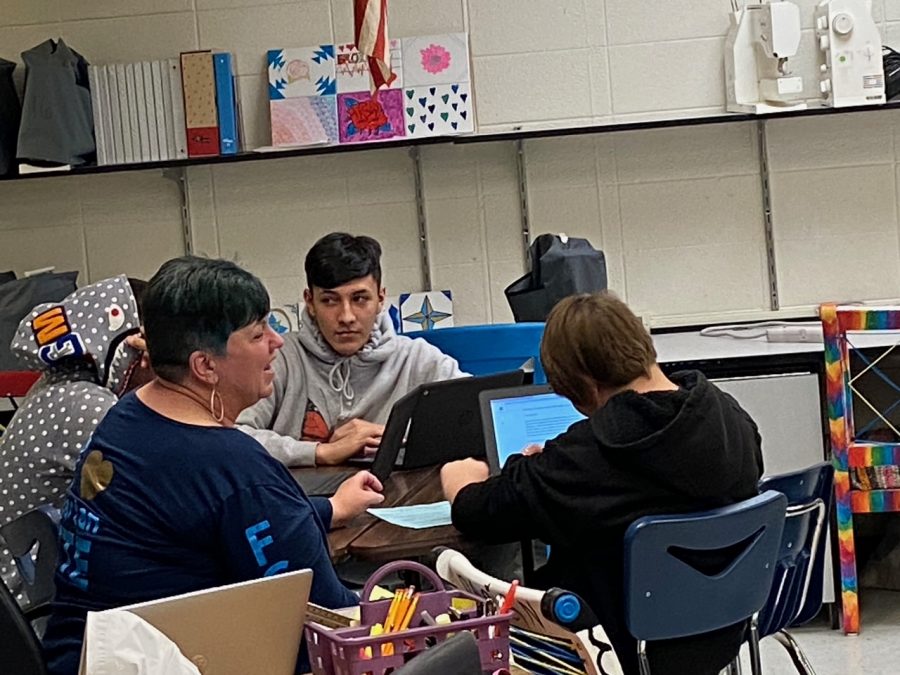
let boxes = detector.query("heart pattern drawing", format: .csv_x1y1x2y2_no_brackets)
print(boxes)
404,83,473,138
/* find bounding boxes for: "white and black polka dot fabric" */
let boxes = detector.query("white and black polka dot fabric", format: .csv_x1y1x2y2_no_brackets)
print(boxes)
0,276,141,605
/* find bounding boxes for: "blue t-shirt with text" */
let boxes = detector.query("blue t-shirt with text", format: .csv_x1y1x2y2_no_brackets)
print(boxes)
42,392,356,675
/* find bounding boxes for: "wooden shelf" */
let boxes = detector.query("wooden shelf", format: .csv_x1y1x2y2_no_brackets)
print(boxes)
3,100,899,182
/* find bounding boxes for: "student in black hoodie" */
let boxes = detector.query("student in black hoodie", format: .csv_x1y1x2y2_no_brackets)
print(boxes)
442,292,764,675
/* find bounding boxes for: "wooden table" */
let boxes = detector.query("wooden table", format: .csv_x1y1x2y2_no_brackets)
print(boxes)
346,466,465,561
289,465,449,560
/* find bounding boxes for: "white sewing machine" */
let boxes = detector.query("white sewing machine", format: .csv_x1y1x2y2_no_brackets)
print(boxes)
726,0,807,113
815,0,886,107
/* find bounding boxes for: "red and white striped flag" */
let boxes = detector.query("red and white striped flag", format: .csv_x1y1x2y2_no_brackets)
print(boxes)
354,0,397,93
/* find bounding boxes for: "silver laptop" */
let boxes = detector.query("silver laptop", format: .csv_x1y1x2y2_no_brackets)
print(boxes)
80,569,313,675
479,385,585,474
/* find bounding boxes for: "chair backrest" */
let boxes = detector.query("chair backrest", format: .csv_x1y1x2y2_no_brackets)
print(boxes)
757,462,834,634
0,575,48,675
623,491,787,641
405,323,547,384
0,505,61,612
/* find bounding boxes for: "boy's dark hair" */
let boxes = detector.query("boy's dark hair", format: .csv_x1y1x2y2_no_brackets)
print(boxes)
142,256,270,382
305,232,382,289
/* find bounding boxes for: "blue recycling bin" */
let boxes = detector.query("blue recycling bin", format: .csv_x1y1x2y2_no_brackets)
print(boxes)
404,323,546,384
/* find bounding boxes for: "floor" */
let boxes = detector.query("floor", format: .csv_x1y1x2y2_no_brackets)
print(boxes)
739,590,900,674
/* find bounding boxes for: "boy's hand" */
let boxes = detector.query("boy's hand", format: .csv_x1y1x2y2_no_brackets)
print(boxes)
441,458,490,503
316,419,385,465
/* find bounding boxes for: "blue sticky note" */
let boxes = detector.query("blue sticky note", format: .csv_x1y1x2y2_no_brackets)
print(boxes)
367,501,452,529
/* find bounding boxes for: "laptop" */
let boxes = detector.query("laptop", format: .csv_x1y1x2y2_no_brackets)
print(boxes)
479,385,586,474
79,569,313,675
369,370,525,483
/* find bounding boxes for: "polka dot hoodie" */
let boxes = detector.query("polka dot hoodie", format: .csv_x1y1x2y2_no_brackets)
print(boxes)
0,275,141,606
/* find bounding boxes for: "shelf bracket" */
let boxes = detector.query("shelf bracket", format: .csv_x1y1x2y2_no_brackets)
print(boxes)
410,146,432,291
756,120,779,311
161,166,193,256
515,139,532,266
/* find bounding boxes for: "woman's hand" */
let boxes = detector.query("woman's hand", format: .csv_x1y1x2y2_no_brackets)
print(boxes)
441,458,490,504
329,471,385,528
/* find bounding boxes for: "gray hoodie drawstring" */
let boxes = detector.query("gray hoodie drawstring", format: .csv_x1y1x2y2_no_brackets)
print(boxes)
328,359,355,417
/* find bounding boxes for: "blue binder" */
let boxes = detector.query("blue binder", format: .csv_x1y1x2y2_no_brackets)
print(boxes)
213,52,238,155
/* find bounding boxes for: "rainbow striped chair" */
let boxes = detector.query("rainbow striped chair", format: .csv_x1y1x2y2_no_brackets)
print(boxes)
821,304,900,634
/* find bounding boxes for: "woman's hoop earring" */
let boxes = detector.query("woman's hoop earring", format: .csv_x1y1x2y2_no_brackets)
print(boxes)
209,386,225,423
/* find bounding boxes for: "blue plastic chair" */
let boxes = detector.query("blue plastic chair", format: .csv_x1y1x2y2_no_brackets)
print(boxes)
755,462,834,675
404,323,546,383
623,491,787,675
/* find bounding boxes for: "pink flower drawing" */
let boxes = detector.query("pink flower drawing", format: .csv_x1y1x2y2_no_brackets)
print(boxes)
420,44,451,75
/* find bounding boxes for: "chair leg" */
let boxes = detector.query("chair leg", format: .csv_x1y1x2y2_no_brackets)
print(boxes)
833,472,860,634
637,640,651,675
772,630,817,675
747,615,763,675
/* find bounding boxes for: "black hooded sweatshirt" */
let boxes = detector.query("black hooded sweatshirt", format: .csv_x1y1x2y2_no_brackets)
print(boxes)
452,371,764,675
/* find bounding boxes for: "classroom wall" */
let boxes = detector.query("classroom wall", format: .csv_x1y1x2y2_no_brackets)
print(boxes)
1,1,899,326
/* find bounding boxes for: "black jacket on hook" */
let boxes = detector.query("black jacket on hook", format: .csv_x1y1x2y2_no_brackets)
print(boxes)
0,58,21,176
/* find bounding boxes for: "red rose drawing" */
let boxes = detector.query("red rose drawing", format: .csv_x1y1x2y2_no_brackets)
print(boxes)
348,99,389,132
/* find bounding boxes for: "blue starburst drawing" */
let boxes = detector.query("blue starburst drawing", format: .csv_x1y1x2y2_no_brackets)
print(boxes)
404,296,452,331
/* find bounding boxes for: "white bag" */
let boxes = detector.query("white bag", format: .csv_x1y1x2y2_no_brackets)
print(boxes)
79,610,201,675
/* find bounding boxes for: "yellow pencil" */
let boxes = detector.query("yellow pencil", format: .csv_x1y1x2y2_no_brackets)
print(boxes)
397,593,420,632
390,586,414,633
383,590,403,632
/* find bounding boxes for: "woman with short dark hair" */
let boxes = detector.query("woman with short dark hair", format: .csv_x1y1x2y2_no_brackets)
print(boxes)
42,256,384,675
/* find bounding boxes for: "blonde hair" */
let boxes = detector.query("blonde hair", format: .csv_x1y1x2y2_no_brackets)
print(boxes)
541,293,656,410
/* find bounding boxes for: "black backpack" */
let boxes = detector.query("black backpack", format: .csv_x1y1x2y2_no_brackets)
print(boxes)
504,233,607,322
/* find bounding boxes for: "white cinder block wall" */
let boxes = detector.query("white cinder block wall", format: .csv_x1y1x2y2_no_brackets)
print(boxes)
1,1,899,326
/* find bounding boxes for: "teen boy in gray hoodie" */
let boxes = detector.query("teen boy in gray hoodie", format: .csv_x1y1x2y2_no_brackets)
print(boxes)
237,233,465,467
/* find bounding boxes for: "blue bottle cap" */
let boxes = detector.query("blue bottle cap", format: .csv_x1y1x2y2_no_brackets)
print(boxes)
553,593,581,624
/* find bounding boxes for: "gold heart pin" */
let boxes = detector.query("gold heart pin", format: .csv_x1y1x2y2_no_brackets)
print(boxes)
81,450,114,500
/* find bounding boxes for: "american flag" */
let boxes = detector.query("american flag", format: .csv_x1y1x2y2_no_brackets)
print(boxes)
354,0,396,93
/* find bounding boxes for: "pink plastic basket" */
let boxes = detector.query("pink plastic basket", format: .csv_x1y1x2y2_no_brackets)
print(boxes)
306,561,510,675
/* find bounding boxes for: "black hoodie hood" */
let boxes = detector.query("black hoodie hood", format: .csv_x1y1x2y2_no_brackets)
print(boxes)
592,371,763,501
